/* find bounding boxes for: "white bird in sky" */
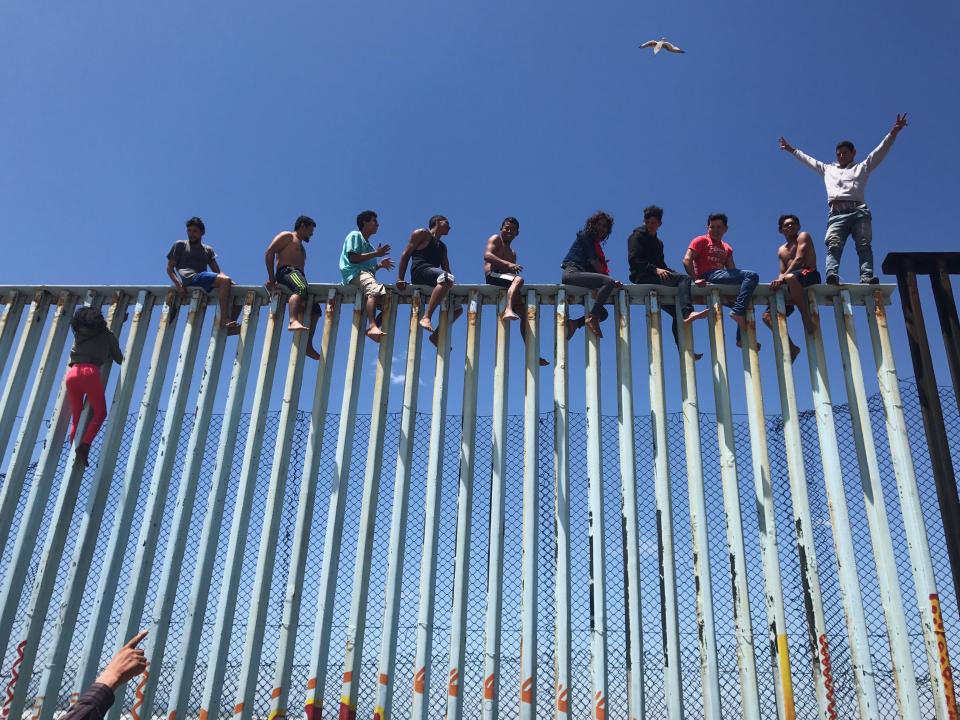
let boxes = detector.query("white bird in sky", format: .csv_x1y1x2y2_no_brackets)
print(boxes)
639,37,685,54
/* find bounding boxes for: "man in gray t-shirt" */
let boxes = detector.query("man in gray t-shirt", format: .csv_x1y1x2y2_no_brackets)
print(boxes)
165,216,240,333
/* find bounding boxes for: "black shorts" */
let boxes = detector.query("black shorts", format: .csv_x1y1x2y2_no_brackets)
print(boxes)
412,266,455,286
784,269,821,316
275,266,322,316
485,271,519,288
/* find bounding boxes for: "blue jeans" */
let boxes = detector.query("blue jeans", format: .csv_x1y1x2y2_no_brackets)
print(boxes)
703,268,759,317
825,206,873,280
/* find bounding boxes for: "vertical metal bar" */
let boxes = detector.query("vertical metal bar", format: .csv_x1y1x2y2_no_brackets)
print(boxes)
614,291,645,720
646,291,683,720
31,293,144,720
0,300,83,664
339,292,399,719
303,290,366,720
133,294,234,720
738,300,794,720
72,292,179,694
705,289,760,720
0,291,71,560
0,291,26,380
551,290,571,720
832,291,921,719
408,298,453,720
444,291,481,720
520,289,540,720
930,270,960,417
0,291,52,474
165,292,264,720
801,289,879,719
583,294,608,720
678,297,722,719
104,291,208,720
3,293,131,720
374,292,423,720
231,292,313,720
198,293,285,720
891,270,960,620
866,290,959,720
266,291,341,720
770,291,836,720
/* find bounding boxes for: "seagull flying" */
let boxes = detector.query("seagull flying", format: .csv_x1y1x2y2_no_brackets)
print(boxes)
639,37,685,54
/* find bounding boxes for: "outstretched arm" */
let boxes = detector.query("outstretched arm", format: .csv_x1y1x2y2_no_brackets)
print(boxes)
780,136,825,174
862,113,908,173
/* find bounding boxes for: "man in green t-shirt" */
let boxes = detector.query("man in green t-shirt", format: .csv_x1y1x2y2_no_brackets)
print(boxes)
339,210,394,342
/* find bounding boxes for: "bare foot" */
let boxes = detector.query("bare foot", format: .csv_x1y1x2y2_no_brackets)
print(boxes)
502,308,520,322
539,357,550,366
419,317,435,333
684,309,710,323
306,346,321,360
790,343,801,363
288,320,309,332
586,316,603,338
366,326,386,343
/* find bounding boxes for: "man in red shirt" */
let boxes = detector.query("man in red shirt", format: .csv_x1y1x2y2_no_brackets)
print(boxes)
682,213,759,342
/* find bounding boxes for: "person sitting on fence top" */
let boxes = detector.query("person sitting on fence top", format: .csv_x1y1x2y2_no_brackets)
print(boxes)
626,204,708,357
762,214,821,363
483,216,549,365
264,215,323,359
340,210,394,343
779,113,908,285
66,306,124,467
396,214,462,347
60,630,149,720
165,216,241,334
561,210,622,339
683,213,760,348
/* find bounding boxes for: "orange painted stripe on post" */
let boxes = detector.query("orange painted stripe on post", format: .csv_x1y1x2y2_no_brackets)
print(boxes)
233,703,244,715
198,711,208,720
271,687,282,699
448,668,459,697
483,674,495,700
413,667,425,693
306,677,317,690
557,683,569,712
521,677,533,704
379,673,389,685
931,594,959,719
595,691,606,720
342,671,352,683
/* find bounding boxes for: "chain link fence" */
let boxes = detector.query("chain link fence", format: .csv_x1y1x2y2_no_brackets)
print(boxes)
2,379,959,719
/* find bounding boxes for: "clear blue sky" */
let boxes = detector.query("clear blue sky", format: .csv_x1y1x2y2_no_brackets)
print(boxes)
2,0,958,414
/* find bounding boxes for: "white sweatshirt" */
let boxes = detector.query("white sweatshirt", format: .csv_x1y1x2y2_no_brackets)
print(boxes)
790,132,897,207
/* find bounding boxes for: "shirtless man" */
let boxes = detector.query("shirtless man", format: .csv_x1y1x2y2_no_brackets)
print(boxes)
762,214,821,362
484,216,548,365
264,215,322,359
396,214,461,347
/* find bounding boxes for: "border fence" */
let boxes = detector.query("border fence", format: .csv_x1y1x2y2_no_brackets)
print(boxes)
0,282,958,720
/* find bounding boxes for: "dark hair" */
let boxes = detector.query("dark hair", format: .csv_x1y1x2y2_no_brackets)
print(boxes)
356,210,378,230
71,307,107,334
295,215,316,231
778,214,801,231
582,211,614,243
707,213,728,228
501,216,520,231
185,216,205,234
643,205,664,221
836,140,855,153
428,215,447,230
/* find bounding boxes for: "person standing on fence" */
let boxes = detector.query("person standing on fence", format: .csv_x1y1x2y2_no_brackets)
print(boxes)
396,214,462,347
65,307,124,467
483,216,549,365
778,113,908,285
264,215,323,359
165,217,241,334
762,214,821,362
57,630,149,720
561,210,621,339
683,213,760,347
627,205,708,355
340,210,394,343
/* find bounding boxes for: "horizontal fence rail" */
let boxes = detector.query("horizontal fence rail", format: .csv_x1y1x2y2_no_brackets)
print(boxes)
0,282,957,720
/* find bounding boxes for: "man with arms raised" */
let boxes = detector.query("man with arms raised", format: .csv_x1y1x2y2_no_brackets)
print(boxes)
762,214,821,362
397,214,461,347
264,215,322,359
340,210,394,342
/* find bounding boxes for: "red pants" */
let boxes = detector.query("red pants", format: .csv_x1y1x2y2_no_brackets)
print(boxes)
65,364,107,446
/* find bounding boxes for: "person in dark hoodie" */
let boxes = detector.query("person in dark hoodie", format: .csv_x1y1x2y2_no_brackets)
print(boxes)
66,307,124,466
561,210,621,338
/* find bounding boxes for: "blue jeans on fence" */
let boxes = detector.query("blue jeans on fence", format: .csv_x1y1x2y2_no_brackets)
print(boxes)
702,268,759,317
825,206,873,281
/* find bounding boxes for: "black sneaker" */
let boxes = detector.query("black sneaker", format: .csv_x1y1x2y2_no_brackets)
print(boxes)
863,276,880,285
826,274,840,286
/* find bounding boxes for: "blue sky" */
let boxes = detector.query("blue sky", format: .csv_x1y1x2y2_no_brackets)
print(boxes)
2,0,958,415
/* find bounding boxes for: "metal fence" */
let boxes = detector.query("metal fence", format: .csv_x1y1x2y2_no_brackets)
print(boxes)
0,283,957,720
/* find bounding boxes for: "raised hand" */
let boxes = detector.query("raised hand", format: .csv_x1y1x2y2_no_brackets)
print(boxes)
95,630,149,690
379,258,395,271
892,113,908,136
778,136,795,152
